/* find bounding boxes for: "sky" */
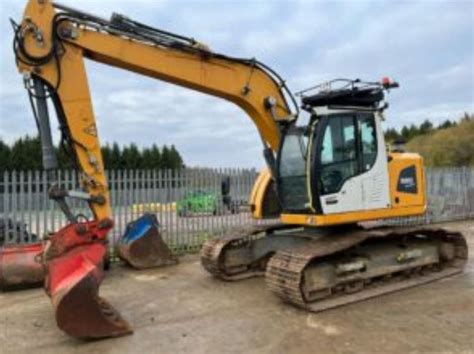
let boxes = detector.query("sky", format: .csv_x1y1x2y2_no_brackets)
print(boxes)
0,0,473,168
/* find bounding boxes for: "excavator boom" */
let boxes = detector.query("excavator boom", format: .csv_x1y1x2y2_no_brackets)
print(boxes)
12,0,294,339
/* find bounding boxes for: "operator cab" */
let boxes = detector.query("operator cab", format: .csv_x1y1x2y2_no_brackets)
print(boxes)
276,78,399,217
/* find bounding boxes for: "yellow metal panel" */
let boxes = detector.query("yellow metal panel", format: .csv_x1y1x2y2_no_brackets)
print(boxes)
249,169,272,219
18,1,109,219
388,153,426,209
281,204,426,227
21,1,55,61
71,27,289,150
41,45,110,220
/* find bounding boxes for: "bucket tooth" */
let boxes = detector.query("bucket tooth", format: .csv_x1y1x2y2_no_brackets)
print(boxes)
48,243,132,338
117,214,178,269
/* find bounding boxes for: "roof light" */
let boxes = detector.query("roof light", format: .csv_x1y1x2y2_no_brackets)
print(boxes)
382,77,392,87
381,77,399,89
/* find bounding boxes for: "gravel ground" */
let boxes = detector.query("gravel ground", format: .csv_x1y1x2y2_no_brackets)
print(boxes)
0,220,473,354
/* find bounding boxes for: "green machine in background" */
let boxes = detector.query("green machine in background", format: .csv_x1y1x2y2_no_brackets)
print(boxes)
176,177,242,217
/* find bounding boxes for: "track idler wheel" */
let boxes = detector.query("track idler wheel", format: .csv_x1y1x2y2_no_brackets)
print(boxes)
117,214,178,269
44,219,132,339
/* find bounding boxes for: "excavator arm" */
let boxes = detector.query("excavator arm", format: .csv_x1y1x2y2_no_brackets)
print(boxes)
12,0,297,338
15,0,296,222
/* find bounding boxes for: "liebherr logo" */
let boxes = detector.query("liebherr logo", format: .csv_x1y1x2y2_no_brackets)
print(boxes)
400,177,415,187
397,165,417,194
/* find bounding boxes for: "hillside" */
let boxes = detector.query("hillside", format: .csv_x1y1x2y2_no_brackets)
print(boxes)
406,118,474,167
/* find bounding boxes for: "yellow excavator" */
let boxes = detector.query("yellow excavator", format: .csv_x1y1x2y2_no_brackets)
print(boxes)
11,0,467,339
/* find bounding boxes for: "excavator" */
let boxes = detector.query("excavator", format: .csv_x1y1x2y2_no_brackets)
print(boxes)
9,0,467,340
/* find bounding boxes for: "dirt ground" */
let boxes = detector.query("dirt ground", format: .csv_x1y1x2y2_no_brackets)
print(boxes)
1,221,473,354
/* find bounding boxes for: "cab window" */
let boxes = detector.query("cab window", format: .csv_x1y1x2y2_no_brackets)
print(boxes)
277,129,310,211
360,115,377,171
319,115,358,194
318,114,378,195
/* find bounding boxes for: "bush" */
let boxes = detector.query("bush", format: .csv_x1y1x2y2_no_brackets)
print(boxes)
407,118,474,167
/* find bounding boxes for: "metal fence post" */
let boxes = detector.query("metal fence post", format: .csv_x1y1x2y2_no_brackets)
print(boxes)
1,167,473,255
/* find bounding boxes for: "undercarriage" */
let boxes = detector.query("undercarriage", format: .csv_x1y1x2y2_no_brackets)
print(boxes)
201,224,468,311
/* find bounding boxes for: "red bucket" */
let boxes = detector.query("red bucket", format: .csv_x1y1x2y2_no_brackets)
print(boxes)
0,242,45,291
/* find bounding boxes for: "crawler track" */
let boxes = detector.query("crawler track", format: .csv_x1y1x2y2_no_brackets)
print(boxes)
201,223,293,280
201,224,468,312
266,227,468,312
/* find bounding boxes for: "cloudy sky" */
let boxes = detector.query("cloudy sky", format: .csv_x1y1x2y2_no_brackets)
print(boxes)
0,0,473,168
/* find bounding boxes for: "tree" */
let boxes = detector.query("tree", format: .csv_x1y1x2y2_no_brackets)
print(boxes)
461,112,472,122
0,136,186,171
10,137,28,170
384,128,401,142
28,136,43,169
141,147,153,169
169,145,184,169
110,143,122,169
408,124,420,140
57,143,73,169
437,120,455,130
101,144,112,169
161,145,171,169
419,119,433,134
121,143,142,169
149,144,162,169
400,126,410,140
0,139,11,171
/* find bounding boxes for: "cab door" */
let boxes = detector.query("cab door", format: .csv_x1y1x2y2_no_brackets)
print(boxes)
312,112,390,214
